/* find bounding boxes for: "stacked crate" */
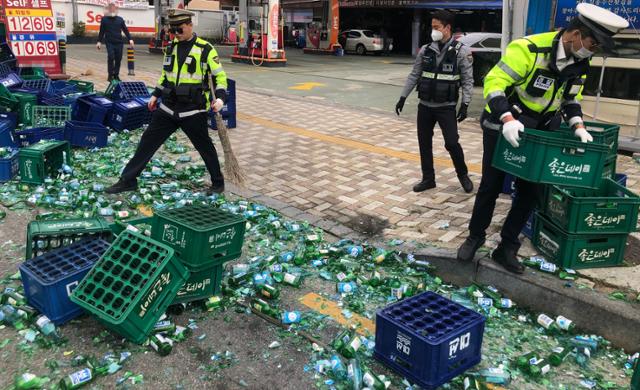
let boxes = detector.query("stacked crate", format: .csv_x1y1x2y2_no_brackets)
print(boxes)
209,78,237,130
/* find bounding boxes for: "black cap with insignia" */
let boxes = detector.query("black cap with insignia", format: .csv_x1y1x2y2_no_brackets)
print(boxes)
167,9,194,26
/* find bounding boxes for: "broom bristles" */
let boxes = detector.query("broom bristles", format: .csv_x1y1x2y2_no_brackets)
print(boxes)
215,113,246,186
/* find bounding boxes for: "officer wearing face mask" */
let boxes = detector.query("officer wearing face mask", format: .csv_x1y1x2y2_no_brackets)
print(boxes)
457,3,629,273
396,10,475,194
106,9,228,195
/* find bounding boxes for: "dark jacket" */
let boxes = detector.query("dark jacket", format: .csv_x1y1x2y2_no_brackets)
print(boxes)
98,15,132,45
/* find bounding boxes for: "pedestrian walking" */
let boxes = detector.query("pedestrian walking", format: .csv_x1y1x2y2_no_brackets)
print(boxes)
106,9,229,195
96,3,134,82
395,10,474,194
456,4,629,273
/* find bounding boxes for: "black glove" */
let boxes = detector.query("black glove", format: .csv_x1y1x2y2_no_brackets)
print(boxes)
215,88,228,104
395,97,406,116
457,103,468,122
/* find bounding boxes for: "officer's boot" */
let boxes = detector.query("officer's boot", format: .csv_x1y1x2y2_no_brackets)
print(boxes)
491,242,525,274
457,235,485,262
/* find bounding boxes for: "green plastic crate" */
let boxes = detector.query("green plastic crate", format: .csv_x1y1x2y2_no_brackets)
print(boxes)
492,128,609,189
32,105,71,128
19,140,71,184
603,158,616,180
0,83,19,111
109,216,154,236
13,92,36,126
544,179,640,234
68,80,94,93
559,121,619,161
26,217,113,259
151,204,246,271
173,264,223,304
70,230,189,343
104,79,120,98
533,213,627,269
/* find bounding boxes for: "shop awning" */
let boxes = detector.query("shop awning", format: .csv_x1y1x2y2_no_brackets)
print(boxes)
414,1,502,9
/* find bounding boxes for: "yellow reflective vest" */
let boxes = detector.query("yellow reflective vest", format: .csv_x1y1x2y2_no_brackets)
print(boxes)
484,31,589,125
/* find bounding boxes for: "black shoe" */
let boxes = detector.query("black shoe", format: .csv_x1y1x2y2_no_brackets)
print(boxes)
208,183,225,195
107,75,114,82
459,175,473,193
457,235,485,262
492,244,525,274
105,179,137,194
114,75,121,81
413,180,436,193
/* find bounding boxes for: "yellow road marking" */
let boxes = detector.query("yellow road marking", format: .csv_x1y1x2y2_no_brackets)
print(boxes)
237,112,482,173
299,292,375,336
288,82,326,91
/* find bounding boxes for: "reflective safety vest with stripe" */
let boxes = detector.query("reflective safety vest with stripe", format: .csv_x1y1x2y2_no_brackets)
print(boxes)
484,31,589,119
417,41,462,104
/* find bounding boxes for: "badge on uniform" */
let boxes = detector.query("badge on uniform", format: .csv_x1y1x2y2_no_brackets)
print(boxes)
569,84,582,95
533,75,554,91
442,63,454,72
185,57,193,64
163,56,172,66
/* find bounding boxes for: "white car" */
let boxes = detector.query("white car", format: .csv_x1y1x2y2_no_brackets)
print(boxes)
457,33,502,86
340,29,393,55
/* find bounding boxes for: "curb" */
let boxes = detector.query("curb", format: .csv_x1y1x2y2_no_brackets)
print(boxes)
228,183,640,352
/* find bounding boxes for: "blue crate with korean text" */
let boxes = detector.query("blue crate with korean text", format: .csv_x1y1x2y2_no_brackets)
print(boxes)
374,291,485,389
112,81,150,101
73,95,114,124
64,120,109,148
108,100,147,131
19,238,110,325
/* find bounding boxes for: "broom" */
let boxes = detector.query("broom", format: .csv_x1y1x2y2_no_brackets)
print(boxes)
208,76,246,186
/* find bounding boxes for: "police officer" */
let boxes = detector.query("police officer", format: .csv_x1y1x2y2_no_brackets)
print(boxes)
395,10,474,194
457,4,629,273
106,9,229,195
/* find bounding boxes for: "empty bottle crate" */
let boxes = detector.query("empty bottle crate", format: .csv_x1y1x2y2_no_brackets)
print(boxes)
22,78,52,93
493,128,609,189
603,158,616,180
15,126,65,147
0,148,18,182
70,230,190,343
544,178,640,234
50,80,78,95
111,81,150,101
133,96,153,124
108,100,146,131
64,120,109,148
559,121,619,162
18,140,71,184
32,105,71,128
67,80,94,93
0,83,19,111
73,95,114,124
41,93,65,107
533,212,628,269
19,239,110,324
374,291,485,390
0,118,17,147
13,91,37,126
173,264,223,304
615,173,627,187
0,61,14,78
26,216,112,259
18,66,47,79
0,72,22,89
151,204,246,271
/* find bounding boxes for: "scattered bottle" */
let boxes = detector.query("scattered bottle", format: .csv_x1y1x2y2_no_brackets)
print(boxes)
148,333,174,356
59,367,95,389
549,346,573,367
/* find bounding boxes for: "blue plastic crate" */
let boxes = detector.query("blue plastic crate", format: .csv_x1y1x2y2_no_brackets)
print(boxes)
522,212,535,239
0,72,22,89
0,62,14,78
0,118,17,148
19,239,110,325
615,173,627,187
108,100,146,131
22,79,51,93
112,81,150,101
133,96,153,124
502,174,516,195
209,111,236,130
73,95,113,124
374,291,485,390
0,148,19,182
15,127,65,147
41,93,65,106
64,120,109,148
50,80,78,96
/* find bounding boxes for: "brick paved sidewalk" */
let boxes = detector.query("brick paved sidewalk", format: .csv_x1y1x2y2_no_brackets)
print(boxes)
65,55,640,289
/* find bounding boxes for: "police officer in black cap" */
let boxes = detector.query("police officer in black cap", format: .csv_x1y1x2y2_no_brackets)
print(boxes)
106,9,229,195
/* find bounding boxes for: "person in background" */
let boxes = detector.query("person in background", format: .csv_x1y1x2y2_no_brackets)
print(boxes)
395,9,474,194
96,3,134,82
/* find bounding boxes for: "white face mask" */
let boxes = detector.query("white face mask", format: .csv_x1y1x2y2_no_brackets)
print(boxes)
571,36,593,59
431,29,444,42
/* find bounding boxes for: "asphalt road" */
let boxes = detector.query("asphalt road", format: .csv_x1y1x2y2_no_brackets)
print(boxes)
67,44,487,124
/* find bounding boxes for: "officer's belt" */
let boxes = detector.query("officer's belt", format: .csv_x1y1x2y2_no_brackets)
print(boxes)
159,103,207,118
421,72,460,81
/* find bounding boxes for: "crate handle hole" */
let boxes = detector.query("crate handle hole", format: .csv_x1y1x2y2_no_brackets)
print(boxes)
391,355,412,370
131,274,142,285
448,358,468,373
122,286,134,297
121,253,133,266
112,265,123,276
121,270,132,281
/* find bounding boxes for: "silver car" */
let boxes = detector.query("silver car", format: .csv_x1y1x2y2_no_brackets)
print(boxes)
340,29,393,55
457,33,502,86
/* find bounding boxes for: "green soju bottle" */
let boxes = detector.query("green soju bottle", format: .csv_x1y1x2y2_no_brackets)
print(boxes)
59,367,94,389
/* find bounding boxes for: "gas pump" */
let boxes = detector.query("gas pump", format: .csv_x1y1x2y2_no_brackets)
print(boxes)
303,0,340,55
231,0,287,67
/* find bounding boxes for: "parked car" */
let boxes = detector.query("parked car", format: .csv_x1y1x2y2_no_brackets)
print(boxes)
339,29,393,55
458,33,502,86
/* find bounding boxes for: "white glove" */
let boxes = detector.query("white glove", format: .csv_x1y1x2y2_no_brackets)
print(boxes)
502,119,525,148
129,40,134,48
96,42,101,50
212,98,224,112
574,127,593,143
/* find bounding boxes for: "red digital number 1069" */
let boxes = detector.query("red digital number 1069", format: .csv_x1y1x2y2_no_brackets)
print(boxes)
10,40,58,56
